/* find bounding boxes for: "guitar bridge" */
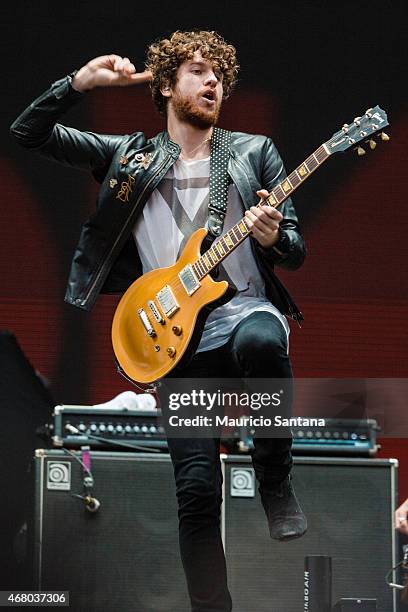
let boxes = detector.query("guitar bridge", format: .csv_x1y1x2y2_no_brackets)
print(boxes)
179,264,200,296
137,308,156,337
156,285,179,318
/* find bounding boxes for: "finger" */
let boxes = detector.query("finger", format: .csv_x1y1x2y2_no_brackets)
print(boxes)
105,54,123,68
124,62,136,75
115,57,126,72
247,207,280,231
122,58,135,74
128,70,153,84
112,55,122,71
259,204,283,222
256,189,269,199
248,221,268,239
246,207,270,226
245,214,277,238
252,206,282,229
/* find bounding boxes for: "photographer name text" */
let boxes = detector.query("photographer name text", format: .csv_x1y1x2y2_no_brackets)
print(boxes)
168,416,326,428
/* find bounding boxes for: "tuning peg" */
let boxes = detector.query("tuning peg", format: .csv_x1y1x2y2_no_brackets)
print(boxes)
356,146,366,156
342,123,349,133
365,108,373,117
380,132,390,141
367,139,377,150
354,116,361,126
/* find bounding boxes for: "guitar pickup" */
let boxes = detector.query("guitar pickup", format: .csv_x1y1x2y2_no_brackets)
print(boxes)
137,308,156,337
156,285,179,318
179,264,200,296
148,300,165,324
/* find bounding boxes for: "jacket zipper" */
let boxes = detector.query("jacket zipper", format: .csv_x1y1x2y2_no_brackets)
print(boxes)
80,154,173,306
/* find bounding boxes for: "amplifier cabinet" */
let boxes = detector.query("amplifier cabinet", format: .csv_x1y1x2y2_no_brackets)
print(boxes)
32,452,398,612
223,456,398,612
32,450,190,612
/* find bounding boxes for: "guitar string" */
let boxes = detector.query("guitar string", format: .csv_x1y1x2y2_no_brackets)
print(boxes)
165,145,327,293
149,121,378,297
166,142,328,291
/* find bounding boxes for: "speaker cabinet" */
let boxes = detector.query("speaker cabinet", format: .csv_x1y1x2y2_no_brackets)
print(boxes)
32,451,190,612
33,452,398,612
223,456,398,612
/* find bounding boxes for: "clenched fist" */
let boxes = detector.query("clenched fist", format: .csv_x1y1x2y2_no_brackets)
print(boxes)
72,54,152,92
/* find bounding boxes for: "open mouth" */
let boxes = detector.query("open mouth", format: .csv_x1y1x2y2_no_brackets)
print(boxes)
202,90,216,102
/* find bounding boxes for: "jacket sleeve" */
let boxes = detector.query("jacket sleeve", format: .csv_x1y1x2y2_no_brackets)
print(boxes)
255,137,306,271
10,74,124,178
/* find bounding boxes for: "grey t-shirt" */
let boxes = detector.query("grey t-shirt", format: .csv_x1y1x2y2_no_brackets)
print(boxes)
132,157,289,352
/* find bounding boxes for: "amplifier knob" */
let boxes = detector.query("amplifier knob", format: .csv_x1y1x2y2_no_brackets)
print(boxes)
324,431,331,438
107,424,114,433
90,424,98,432
99,424,106,433
315,431,322,438
78,424,86,432
149,426,157,433
116,425,123,433
133,425,140,433
125,425,132,434
141,425,148,433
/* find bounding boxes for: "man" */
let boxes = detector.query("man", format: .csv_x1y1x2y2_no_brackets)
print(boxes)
11,30,307,612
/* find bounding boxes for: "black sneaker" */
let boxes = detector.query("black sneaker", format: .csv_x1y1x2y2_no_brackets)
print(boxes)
260,476,307,541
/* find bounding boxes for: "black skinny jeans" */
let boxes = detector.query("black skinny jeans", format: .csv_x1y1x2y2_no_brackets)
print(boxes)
164,311,293,612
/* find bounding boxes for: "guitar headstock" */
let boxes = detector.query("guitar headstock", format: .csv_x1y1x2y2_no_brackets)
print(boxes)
325,105,389,156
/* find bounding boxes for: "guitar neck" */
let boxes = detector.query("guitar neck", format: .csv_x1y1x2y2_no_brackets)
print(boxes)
192,143,331,280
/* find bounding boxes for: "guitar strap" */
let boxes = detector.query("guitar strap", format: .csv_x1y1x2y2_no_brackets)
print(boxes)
207,127,232,240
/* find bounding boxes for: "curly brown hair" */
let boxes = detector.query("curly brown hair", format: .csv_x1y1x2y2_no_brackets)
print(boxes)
146,30,239,115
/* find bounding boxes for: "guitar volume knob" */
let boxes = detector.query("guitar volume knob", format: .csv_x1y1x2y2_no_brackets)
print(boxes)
167,347,177,358
172,325,183,336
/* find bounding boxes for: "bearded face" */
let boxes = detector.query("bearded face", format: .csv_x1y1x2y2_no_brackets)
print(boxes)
165,51,224,129
171,84,222,129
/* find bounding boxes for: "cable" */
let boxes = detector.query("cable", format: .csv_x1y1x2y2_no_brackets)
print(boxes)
61,446,93,476
65,424,162,453
61,447,100,512
385,560,405,590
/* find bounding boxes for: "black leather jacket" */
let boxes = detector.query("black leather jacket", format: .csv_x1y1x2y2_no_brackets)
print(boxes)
10,74,306,321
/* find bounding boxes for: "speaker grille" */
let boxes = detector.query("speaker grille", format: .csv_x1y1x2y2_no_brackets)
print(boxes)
223,456,397,612
34,452,190,612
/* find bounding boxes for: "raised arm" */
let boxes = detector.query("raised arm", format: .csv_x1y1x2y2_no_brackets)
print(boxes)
10,55,152,177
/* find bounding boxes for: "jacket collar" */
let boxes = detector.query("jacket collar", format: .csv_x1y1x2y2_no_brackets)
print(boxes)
154,130,181,157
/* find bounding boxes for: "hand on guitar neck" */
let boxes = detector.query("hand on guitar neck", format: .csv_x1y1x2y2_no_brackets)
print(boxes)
244,189,283,249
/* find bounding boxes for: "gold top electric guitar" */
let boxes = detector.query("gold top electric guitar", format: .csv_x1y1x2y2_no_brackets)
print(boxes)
111,106,389,384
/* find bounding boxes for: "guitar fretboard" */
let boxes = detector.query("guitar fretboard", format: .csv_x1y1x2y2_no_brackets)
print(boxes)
192,143,330,279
